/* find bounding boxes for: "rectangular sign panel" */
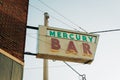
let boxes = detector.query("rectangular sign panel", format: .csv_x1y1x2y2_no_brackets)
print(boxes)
37,26,99,64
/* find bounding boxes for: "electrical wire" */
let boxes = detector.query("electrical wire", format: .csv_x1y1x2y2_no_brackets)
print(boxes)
64,61,83,77
64,62,87,80
50,15,81,32
29,3,84,32
90,28,120,34
29,2,120,34
38,0,87,32
27,25,120,34
29,3,44,13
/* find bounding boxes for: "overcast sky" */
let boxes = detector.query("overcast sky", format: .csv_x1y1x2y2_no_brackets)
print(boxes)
24,0,120,80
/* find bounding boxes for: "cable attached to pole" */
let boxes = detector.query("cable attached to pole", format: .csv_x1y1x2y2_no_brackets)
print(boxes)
90,29,120,34
64,61,82,76
63,62,87,80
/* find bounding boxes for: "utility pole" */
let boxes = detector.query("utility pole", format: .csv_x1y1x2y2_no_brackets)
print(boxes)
43,12,49,80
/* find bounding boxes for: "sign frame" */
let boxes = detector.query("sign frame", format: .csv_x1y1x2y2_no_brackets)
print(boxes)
37,26,99,64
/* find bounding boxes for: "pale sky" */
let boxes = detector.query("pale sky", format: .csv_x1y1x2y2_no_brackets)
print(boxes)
24,0,120,80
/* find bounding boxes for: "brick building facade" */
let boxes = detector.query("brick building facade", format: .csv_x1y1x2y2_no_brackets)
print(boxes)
0,0,28,62
0,0,29,80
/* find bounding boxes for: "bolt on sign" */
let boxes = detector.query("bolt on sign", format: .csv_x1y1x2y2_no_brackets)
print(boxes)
37,26,99,64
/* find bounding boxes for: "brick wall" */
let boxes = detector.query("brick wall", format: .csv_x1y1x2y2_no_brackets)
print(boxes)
0,0,29,62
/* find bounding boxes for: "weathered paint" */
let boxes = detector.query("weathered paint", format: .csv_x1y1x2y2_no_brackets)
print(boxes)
37,26,99,64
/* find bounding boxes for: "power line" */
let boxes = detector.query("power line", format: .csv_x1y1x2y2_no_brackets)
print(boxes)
29,4,81,32
29,2,120,34
28,4,120,34
50,16,81,32
38,0,87,32
63,61,83,76
29,3,44,13
90,28,120,34
64,62,87,80
27,25,120,34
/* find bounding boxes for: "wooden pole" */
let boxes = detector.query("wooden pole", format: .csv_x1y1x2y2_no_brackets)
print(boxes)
43,12,49,80
44,12,49,27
